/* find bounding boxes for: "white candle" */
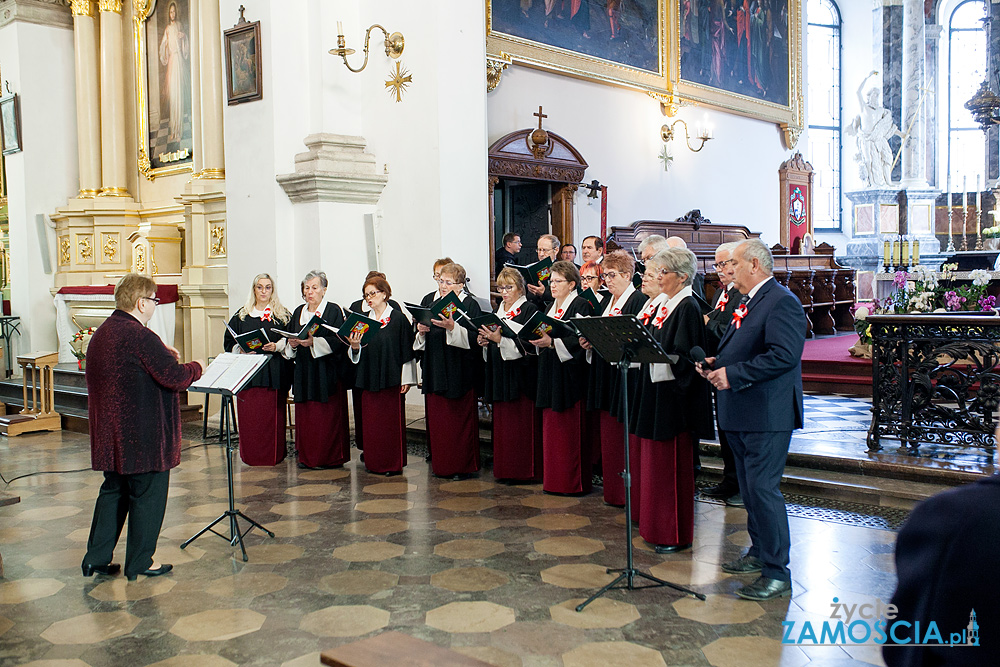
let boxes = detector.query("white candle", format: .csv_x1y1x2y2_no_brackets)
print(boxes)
338,20,343,35
977,174,982,236
964,175,968,236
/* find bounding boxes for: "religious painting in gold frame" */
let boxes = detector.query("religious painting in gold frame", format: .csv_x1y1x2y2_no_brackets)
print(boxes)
486,0,671,93
671,0,803,147
134,0,195,181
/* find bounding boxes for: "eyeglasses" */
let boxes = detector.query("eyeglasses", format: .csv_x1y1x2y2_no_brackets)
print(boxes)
549,278,569,285
496,285,516,292
643,269,672,279
432,273,443,282
602,271,621,281
713,260,733,270
363,290,383,300
142,296,160,305
440,280,459,287
580,275,600,283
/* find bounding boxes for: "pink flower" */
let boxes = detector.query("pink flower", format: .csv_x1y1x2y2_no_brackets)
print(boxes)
893,271,909,289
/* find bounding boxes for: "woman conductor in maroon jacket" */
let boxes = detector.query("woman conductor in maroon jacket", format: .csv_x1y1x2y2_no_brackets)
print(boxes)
81,274,205,582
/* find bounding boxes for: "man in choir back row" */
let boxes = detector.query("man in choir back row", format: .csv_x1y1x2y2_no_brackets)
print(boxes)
494,232,522,276
580,236,604,265
527,233,561,304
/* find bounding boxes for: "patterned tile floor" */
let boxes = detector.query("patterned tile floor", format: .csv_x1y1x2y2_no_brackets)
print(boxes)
0,408,900,667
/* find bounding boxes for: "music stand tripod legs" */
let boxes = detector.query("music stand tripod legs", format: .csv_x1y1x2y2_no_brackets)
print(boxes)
576,353,705,612
181,393,274,562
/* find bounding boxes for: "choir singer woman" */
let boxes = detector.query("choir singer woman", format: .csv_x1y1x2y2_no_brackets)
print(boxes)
629,248,714,553
580,251,647,506
283,270,351,469
531,260,595,494
415,261,483,479
223,273,293,466
347,275,416,475
478,267,541,482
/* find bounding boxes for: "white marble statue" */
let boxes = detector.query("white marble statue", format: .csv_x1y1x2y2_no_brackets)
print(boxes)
847,71,899,187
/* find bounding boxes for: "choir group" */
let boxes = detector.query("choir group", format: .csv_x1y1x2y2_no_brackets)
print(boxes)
222,235,742,553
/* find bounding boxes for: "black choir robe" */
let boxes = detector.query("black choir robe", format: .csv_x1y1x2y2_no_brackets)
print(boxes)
289,302,350,403
630,295,715,442
535,296,595,412
585,288,649,413
705,284,743,354
482,298,540,404
223,311,293,391
353,307,415,391
415,291,484,399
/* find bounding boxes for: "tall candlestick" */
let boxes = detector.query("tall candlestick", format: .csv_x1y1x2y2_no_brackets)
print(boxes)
883,239,891,268
977,175,982,236
901,240,910,268
893,238,901,266
963,175,969,250
947,176,953,250
913,239,920,265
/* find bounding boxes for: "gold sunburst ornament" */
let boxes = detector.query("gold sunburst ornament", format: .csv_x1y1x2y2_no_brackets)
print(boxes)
659,143,674,172
385,61,412,102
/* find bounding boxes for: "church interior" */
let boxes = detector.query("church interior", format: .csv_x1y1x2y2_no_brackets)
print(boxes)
0,0,998,665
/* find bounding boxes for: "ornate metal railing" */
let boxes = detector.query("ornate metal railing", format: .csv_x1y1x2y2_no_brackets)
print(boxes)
867,314,1000,453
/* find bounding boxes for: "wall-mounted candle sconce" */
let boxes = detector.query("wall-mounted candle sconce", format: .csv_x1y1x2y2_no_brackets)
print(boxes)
330,22,405,73
660,119,713,153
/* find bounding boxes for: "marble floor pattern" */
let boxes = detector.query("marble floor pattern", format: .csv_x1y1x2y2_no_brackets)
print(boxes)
0,420,898,667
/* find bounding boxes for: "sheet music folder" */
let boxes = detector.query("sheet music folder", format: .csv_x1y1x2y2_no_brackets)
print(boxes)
571,315,679,365
189,352,270,396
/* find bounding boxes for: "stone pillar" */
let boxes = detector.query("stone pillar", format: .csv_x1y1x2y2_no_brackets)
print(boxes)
926,24,941,187
901,0,926,187
71,0,101,198
98,0,128,196
198,0,225,177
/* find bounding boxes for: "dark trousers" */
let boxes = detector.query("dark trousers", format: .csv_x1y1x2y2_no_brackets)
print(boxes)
724,430,792,582
83,470,170,578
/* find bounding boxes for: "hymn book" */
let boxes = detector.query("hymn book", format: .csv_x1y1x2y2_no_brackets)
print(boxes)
505,257,553,285
516,311,580,340
225,323,270,353
335,311,381,345
272,314,326,340
577,287,601,311
469,313,518,339
190,352,270,395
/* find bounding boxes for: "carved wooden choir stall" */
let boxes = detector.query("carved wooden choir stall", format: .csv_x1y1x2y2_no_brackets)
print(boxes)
0,352,62,436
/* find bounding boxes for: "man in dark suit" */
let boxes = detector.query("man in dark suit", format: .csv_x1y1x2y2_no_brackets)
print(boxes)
884,469,1000,666
494,232,522,275
698,239,806,601
701,241,744,507
82,273,204,581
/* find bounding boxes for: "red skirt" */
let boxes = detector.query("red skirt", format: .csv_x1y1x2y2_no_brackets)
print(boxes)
295,389,350,468
492,395,542,481
361,387,406,473
541,401,592,495
236,387,287,466
351,389,364,450
426,390,480,477
599,410,630,506
638,433,694,547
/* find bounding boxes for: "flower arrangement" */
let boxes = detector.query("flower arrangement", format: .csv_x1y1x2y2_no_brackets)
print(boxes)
69,327,97,365
982,226,1000,239
852,264,995,346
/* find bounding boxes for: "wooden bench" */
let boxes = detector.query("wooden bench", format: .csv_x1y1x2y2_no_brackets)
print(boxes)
607,220,857,338
321,631,492,667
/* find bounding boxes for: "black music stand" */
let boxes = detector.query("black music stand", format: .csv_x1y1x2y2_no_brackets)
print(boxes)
182,353,276,561
571,315,706,611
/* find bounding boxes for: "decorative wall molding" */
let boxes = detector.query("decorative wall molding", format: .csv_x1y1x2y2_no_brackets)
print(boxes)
0,0,72,30
276,134,388,205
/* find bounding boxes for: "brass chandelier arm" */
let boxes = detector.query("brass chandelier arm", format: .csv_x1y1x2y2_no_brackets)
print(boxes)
331,24,405,73
660,119,711,153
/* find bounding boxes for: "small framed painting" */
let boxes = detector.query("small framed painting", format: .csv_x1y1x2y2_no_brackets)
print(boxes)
0,92,22,156
224,10,263,105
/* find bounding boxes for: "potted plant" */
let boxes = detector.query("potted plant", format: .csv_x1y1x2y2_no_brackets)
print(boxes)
983,226,1000,250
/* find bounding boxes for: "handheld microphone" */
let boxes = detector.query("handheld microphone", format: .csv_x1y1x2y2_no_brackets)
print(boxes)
690,345,713,370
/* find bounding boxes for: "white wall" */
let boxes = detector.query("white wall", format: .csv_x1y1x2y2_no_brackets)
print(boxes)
0,20,77,352
487,66,792,248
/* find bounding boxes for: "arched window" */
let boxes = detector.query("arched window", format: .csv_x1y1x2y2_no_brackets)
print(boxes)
807,0,842,230
947,0,988,190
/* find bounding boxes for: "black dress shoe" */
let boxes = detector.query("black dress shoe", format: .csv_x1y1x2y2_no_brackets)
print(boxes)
721,555,764,574
82,563,121,577
126,564,173,582
653,543,692,554
384,470,402,477
736,575,792,601
701,484,738,499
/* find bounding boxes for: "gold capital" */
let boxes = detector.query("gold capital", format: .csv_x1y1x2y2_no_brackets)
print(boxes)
98,0,122,14
71,0,94,17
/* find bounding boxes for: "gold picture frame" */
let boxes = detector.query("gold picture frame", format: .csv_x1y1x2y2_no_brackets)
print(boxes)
670,0,803,148
134,0,194,181
486,0,671,94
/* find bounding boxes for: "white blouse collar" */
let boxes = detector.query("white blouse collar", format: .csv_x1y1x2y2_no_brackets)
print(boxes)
604,282,637,315
548,292,578,317
496,295,527,317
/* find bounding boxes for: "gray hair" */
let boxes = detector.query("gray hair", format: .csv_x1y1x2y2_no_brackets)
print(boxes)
302,270,329,289
538,234,561,252
637,234,669,255
649,248,696,287
736,239,773,273
666,236,688,249
717,241,741,256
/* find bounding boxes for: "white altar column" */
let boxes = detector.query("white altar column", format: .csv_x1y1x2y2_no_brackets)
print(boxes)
901,0,927,187
198,0,225,177
71,0,101,198
97,0,128,196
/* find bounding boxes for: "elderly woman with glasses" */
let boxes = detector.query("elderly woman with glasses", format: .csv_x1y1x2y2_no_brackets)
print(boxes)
414,260,484,479
530,260,595,494
346,275,416,476
579,251,647,506
628,248,714,554
477,267,541,482
283,270,352,469
347,271,403,456
223,273,294,466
